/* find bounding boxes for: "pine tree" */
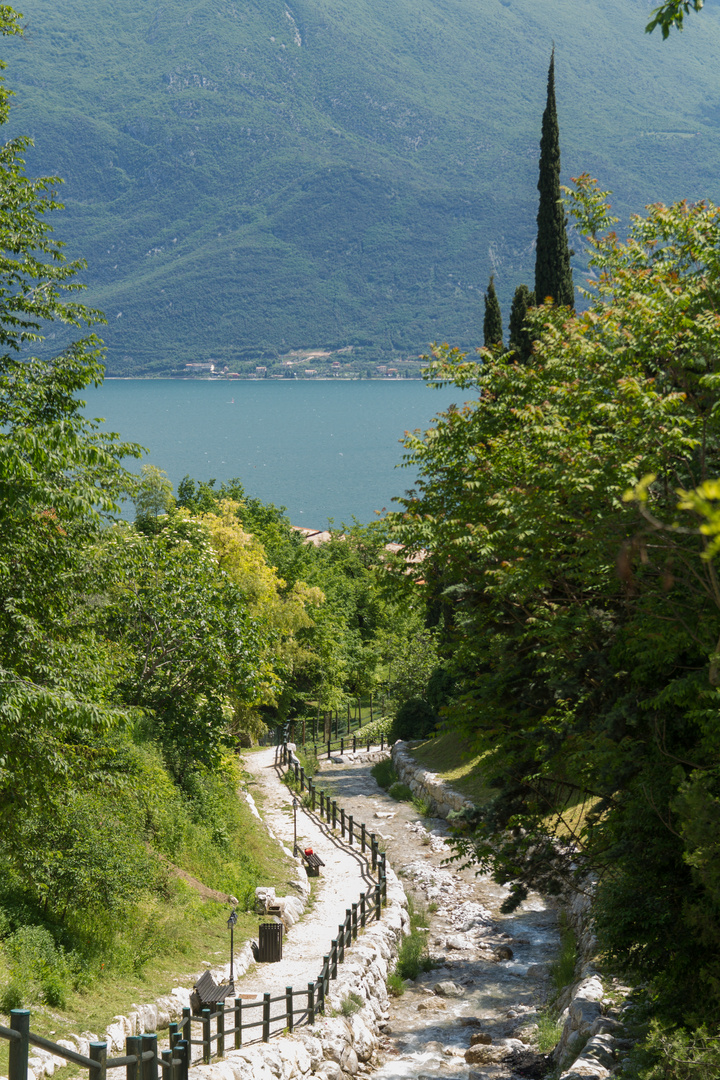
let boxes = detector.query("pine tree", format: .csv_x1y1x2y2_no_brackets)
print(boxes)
483,275,503,348
534,49,574,308
509,284,536,363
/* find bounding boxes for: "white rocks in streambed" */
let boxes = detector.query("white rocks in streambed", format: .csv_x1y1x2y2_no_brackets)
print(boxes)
446,935,467,949
433,980,466,997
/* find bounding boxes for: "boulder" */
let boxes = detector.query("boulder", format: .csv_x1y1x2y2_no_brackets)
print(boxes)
349,1015,377,1062
313,1063,343,1080
469,1033,493,1046
291,1031,323,1070
446,936,467,950
433,981,465,998
341,1046,359,1076
464,1045,507,1065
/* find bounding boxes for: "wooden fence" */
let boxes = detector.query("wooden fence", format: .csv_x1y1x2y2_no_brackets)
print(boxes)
0,738,390,1080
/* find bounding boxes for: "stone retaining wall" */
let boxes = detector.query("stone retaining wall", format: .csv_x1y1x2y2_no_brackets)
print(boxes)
391,741,471,816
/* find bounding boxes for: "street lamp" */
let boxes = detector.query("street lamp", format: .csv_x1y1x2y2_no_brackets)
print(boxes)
227,909,238,990
293,796,299,857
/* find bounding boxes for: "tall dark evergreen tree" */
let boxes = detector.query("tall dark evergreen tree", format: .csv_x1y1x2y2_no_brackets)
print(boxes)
483,275,503,348
534,50,574,308
509,284,536,363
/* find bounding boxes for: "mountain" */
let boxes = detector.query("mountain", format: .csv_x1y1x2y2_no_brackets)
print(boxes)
4,0,720,375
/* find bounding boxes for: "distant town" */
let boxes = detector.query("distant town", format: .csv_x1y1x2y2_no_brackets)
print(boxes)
181,346,427,380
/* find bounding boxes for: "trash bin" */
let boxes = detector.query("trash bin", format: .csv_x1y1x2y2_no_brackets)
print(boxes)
258,921,283,962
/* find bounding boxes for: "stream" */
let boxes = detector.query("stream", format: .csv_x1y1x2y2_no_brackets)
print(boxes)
318,754,559,1080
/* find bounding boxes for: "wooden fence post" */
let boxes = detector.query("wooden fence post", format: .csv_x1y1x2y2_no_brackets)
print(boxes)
360,892,366,928
286,987,294,1032
176,1040,189,1080
321,960,329,1007
181,1008,191,1043
90,1043,107,1080
9,1010,30,1080
375,884,381,921
345,910,352,948
337,924,345,963
300,767,305,792
125,1035,141,1080
141,1034,158,1080
360,822,366,853
201,1010,211,1064
331,939,338,979
161,1049,172,1080
332,801,337,830
262,993,271,1043
235,999,243,1049
340,807,345,838
352,902,358,939
370,833,377,871
307,982,315,1026
348,815,354,845
217,1004,225,1058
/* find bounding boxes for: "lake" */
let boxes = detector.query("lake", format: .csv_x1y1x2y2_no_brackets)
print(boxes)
82,379,466,527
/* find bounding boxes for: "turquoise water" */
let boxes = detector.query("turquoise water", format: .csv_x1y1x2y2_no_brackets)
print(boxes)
82,379,465,527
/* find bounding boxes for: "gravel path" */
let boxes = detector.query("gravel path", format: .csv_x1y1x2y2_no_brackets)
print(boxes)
227,747,382,1037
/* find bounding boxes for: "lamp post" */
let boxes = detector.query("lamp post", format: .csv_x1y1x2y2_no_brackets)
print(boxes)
227,909,238,990
293,797,299,857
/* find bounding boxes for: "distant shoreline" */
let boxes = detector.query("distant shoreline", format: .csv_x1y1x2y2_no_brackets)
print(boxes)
103,376,426,382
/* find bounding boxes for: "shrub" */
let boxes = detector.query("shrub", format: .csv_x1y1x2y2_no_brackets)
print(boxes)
393,698,437,742
371,759,398,790
387,972,405,997
358,714,394,745
388,782,414,802
340,991,364,1017
549,913,577,992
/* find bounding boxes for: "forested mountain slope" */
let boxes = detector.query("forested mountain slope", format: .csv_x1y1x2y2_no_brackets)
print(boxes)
4,0,720,374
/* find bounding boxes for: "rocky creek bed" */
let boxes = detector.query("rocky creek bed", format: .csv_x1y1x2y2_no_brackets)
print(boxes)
316,752,561,1080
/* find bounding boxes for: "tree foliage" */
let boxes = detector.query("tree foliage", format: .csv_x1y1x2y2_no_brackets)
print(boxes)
390,177,720,1025
646,1,705,38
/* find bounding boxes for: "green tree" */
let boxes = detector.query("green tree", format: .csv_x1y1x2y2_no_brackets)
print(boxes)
0,5,143,831
134,463,175,526
483,275,503,348
534,50,573,308
390,180,720,1025
508,284,536,363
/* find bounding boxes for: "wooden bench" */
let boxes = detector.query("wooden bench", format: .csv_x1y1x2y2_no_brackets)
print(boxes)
190,969,234,1014
300,849,325,876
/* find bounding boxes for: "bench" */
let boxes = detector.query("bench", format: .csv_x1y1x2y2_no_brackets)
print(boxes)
300,849,325,876
190,969,235,1014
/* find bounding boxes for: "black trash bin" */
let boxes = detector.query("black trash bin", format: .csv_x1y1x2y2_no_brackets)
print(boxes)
258,921,283,962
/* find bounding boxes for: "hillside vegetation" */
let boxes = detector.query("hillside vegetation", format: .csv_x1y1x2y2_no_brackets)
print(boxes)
3,0,720,374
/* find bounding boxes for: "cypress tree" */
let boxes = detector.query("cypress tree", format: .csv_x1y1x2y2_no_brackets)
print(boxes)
534,49,574,308
509,284,536,363
483,275,503,348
